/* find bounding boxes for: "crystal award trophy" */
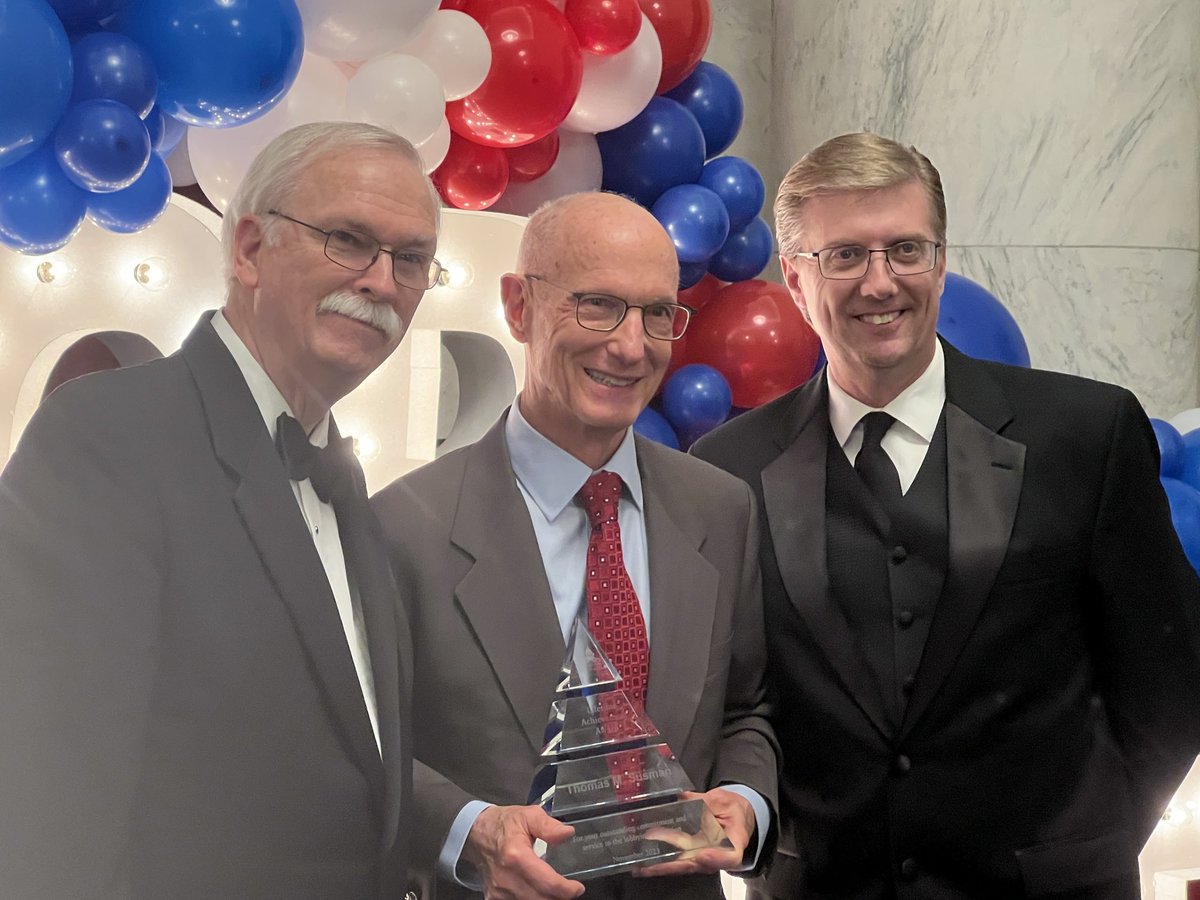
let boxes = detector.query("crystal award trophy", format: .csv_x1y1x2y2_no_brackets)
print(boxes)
528,617,733,880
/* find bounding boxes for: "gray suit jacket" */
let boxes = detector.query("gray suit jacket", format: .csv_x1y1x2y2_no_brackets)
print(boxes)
373,415,778,899
0,314,414,899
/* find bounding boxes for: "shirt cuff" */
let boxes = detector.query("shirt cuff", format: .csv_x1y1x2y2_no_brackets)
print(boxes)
716,784,770,872
437,800,493,889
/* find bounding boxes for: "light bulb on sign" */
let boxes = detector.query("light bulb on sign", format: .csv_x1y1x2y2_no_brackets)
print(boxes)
439,259,474,289
352,432,381,462
133,257,171,290
35,256,75,286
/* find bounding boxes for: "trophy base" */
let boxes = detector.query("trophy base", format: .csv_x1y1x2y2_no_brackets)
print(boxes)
543,796,732,881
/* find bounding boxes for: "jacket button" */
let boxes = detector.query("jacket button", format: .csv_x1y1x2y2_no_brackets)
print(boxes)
900,857,918,879
890,545,907,564
894,754,912,774
897,609,914,627
901,674,916,694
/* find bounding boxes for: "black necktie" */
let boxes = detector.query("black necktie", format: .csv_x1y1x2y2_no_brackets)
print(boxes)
855,411,902,508
275,412,358,506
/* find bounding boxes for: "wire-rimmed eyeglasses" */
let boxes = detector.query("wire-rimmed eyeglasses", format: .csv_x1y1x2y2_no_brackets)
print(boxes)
525,274,692,341
795,240,943,280
266,210,444,291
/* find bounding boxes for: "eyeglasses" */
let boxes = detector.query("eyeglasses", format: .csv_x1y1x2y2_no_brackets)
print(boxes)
525,274,692,341
266,210,444,290
796,240,942,280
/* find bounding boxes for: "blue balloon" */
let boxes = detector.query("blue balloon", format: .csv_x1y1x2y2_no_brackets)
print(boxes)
937,272,1030,367
1151,419,1186,479
662,363,733,443
698,155,764,232
55,98,151,192
652,184,730,264
678,260,707,290
633,407,680,450
86,151,171,233
0,0,73,170
598,97,706,207
1177,430,1200,493
114,0,303,128
1162,477,1200,574
154,108,187,155
664,61,744,160
707,216,773,283
70,31,158,118
47,0,132,29
0,144,88,254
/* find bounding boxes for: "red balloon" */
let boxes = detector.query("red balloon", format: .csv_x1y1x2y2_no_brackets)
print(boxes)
506,130,561,183
440,0,469,8
638,0,712,93
432,133,510,210
684,279,820,408
678,272,724,311
564,0,641,55
449,0,583,147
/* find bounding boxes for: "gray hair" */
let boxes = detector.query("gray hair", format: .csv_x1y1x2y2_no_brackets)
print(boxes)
774,132,946,257
221,121,441,284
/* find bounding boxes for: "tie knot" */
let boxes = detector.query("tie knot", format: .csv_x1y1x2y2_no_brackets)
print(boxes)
859,411,896,451
275,413,357,505
578,470,622,527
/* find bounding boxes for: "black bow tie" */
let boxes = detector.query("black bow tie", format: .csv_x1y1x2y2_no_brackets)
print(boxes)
275,413,358,505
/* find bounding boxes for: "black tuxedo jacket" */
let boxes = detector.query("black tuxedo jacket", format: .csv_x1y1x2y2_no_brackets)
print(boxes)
0,314,413,899
692,343,1200,899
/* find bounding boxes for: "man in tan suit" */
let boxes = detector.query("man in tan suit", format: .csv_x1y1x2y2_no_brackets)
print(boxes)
373,192,777,900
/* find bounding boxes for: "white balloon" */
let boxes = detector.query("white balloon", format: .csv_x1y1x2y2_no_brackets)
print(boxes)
415,117,451,174
490,131,602,216
346,53,446,147
164,134,196,188
561,13,662,134
400,10,491,101
296,0,440,61
1170,408,1200,435
190,53,349,212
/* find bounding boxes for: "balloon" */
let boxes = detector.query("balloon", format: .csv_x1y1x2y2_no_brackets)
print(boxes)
679,272,723,311
1171,409,1200,435
686,279,821,408
651,183,729,264
597,96,705,207
153,107,188,156
297,0,439,61
446,0,582,147
659,332,688,395
706,215,773,282
432,132,509,210
490,130,601,215
937,272,1031,367
564,0,641,55
399,9,491,101
633,406,679,450
164,132,196,187
662,363,732,443
636,0,711,93
506,132,560,183
188,52,347,212
561,12,662,134
115,0,304,128
1162,478,1200,573
1178,431,1200,493
0,0,72,170
54,99,151,192
1151,419,1186,479
347,53,446,146
678,260,707,290
415,117,452,174
70,32,158,118
664,61,742,158
0,145,88,254
86,150,172,233
698,155,764,231
46,0,131,28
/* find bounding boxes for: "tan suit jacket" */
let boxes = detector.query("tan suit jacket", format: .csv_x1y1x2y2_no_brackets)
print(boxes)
372,415,778,899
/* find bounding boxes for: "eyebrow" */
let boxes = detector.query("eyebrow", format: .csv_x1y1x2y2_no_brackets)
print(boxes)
822,233,933,248
332,217,437,252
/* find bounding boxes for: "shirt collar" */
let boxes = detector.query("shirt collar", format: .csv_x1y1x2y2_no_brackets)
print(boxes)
211,310,330,448
827,339,946,448
504,397,643,522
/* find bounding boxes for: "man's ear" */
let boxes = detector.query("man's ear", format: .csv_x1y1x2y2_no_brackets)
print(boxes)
500,273,531,344
779,255,812,322
232,215,266,289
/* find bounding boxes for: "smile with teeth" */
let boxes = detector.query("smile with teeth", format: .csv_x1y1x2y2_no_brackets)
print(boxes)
586,368,639,388
859,310,901,325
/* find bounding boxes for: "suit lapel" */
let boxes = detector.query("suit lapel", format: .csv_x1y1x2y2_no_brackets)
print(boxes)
450,419,565,755
639,439,718,754
900,345,1025,738
180,315,386,800
763,376,892,737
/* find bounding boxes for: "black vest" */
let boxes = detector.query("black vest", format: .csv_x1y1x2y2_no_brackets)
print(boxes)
826,413,949,730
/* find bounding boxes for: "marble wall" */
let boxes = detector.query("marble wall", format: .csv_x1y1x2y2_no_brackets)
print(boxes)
709,0,1199,416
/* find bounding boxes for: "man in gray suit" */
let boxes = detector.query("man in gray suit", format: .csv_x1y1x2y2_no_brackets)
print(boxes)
0,122,441,899
373,192,777,900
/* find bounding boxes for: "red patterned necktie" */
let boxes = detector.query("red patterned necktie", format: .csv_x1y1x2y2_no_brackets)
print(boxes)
579,471,650,707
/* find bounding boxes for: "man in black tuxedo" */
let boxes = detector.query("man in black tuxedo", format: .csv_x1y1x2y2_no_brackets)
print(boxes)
692,131,1200,899
0,122,441,899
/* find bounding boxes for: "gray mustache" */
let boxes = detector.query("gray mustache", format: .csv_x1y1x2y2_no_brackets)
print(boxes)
316,291,402,341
